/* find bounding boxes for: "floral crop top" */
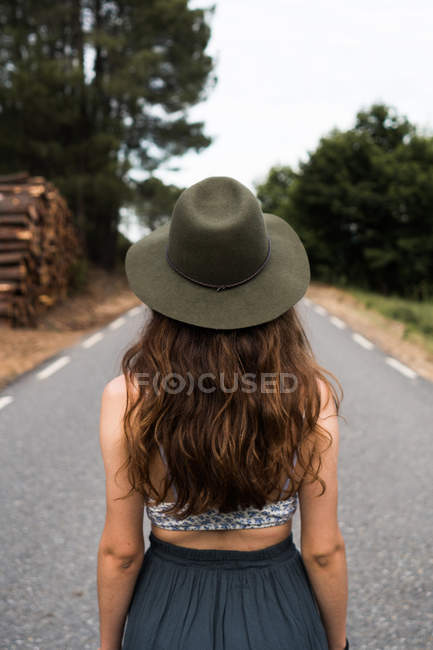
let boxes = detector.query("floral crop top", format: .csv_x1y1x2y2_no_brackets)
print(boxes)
146,444,298,531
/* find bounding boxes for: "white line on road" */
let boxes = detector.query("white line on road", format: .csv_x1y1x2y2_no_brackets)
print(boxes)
314,305,328,316
386,357,417,379
0,395,14,410
330,316,347,329
352,333,374,350
109,317,126,330
128,306,142,317
36,356,71,380
82,332,104,348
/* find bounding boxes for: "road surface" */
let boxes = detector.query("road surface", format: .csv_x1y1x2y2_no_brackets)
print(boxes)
0,299,432,649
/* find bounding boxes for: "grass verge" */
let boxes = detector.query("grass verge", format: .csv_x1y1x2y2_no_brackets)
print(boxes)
344,286,433,357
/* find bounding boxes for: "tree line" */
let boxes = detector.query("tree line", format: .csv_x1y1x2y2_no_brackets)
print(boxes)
0,0,215,269
1,4,431,301
256,103,433,300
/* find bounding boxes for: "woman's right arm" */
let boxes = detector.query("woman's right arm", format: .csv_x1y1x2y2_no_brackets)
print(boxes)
298,378,348,650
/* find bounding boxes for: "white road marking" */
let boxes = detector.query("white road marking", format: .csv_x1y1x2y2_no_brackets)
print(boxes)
36,356,71,379
304,301,416,378
82,332,104,348
330,316,347,329
386,357,417,379
0,395,14,410
352,333,374,350
128,306,142,317
109,317,126,330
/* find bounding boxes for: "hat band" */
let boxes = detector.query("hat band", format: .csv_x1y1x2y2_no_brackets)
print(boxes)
166,237,271,291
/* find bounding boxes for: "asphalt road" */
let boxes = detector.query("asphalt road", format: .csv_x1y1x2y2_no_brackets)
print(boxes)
0,299,432,650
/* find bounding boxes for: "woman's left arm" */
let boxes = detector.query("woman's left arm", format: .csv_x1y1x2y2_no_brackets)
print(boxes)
97,376,145,650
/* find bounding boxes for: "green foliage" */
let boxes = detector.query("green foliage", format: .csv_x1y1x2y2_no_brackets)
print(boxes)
355,103,415,151
116,230,132,269
348,287,433,339
67,257,89,294
130,176,184,231
256,103,433,299
0,0,216,268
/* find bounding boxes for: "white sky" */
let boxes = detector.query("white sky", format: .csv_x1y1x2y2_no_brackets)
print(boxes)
123,0,433,240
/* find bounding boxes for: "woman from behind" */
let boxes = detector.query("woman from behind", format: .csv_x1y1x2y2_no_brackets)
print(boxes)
97,176,349,650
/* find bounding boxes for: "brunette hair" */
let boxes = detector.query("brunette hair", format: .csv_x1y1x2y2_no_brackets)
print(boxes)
117,307,343,517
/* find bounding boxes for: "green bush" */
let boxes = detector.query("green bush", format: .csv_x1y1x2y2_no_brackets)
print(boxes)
349,287,433,338
116,231,132,270
67,257,89,294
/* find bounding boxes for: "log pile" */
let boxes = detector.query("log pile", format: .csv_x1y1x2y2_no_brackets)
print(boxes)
0,172,83,327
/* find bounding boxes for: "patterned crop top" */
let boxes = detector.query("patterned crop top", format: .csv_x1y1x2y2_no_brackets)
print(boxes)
146,444,298,531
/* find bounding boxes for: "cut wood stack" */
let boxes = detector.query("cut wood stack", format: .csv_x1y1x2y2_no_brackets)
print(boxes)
0,171,83,327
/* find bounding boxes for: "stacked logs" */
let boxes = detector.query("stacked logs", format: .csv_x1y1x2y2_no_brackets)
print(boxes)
0,172,83,327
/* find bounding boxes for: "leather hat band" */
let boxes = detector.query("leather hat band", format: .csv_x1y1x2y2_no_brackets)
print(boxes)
165,237,272,291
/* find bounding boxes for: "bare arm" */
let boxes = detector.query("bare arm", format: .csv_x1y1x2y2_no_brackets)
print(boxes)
97,375,145,650
298,379,348,650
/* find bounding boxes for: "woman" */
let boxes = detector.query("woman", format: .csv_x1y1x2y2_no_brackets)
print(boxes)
97,176,349,650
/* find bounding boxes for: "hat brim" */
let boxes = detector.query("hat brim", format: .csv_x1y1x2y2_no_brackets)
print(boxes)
124,213,310,329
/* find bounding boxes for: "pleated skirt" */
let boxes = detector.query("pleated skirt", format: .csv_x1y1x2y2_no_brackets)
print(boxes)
121,531,328,650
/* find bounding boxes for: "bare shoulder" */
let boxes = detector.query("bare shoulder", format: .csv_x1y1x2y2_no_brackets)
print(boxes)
101,373,140,406
316,376,337,418
99,374,141,441
102,373,127,400
99,376,128,449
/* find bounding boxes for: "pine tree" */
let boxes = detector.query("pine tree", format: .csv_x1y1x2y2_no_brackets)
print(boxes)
0,0,216,268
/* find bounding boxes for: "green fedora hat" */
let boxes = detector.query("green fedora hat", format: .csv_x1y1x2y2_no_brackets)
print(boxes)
125,176,310,329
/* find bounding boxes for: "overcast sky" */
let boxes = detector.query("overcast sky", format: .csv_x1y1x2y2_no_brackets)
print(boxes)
123,0,433,240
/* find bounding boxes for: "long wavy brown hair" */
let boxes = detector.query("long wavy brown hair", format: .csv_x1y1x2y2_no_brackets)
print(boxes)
117,306,343,518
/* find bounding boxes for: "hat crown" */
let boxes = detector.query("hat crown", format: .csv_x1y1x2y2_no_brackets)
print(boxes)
167,177,269,286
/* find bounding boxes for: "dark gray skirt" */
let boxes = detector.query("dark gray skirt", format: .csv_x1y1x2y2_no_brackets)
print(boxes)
122,531,328,649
